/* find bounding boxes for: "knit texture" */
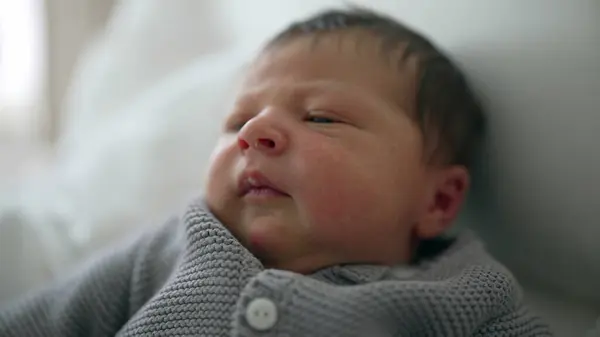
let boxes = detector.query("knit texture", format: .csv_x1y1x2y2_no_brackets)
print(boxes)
0,199,553,337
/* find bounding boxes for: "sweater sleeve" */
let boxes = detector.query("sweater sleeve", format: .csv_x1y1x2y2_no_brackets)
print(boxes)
0,217,183,337
472,306,555,337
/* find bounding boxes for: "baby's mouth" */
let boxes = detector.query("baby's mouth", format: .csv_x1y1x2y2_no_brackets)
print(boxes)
244,186,288,197
237,171,289,199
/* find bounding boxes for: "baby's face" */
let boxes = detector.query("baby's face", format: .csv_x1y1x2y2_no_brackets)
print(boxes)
205,32,453,273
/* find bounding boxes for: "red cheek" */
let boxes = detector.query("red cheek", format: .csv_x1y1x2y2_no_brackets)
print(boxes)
304,190,355,228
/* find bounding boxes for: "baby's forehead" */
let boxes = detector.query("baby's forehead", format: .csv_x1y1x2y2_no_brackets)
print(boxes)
237,31,419,111
235,77,373,101
254,29,418,74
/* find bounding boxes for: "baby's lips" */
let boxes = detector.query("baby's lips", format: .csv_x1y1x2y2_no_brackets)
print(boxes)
237,169,288,197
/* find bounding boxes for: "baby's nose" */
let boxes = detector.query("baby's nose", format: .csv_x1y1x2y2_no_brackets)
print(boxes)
237,119,288,156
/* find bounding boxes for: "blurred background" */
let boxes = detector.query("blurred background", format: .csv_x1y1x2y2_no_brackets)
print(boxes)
0,0,112,177
0,1,599,335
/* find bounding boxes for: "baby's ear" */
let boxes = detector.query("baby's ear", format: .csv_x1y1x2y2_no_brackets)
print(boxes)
415,165,469,239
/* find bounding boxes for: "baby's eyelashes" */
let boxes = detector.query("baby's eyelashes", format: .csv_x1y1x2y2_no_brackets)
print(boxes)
305,109,347,125
305,116,337,124
224,121,244,133
224,112,252,133
222,107,347,133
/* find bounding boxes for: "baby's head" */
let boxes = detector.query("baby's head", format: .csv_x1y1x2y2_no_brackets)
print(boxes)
205,7,485,273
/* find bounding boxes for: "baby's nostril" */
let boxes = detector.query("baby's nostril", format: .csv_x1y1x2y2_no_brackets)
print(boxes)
258,138,276,148
238,138,250,150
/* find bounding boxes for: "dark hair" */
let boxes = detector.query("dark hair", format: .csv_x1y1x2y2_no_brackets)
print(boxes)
266,6,486,168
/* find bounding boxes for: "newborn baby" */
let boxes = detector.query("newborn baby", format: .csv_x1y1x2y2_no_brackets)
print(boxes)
0,6,553,337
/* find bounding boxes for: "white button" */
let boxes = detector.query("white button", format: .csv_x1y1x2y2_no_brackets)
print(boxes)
245,298,278,331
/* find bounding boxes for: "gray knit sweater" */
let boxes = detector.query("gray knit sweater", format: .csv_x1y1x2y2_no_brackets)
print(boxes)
0,200,552,337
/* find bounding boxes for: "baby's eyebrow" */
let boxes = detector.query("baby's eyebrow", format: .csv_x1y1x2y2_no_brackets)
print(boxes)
234,79,401,121
237,79,364,102
300,80,366,97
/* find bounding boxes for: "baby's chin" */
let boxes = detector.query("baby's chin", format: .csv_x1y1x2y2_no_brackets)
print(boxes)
236,217,337,274
242,217,296,261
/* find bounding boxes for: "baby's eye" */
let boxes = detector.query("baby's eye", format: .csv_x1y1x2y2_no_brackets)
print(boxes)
305,111,340,124
225,119,248,133
306,116,336,124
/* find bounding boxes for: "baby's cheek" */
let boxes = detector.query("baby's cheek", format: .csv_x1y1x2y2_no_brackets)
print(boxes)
307,189,381,255
206,138,235,178
299,169,379,241
294,141,384,236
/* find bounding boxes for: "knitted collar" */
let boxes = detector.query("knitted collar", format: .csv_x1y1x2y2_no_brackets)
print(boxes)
188,197,479,285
